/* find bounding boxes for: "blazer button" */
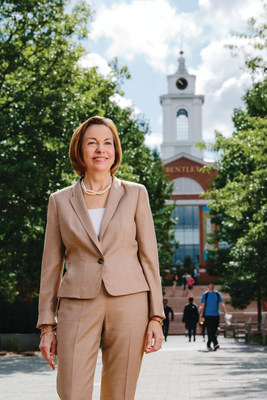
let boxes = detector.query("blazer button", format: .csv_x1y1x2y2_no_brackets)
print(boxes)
98,258,104,264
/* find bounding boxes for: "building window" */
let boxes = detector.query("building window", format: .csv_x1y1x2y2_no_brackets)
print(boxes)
176,108,188,141
173,205,199,266
173,177,203,195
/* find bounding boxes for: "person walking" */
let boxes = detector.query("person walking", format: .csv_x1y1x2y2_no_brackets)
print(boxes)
187,274,195,294
182,272,188,290
162,298,174,341
37,116,164,400
172,273,178,296
193,267,199,285
200,283,228,351
182,297,199,342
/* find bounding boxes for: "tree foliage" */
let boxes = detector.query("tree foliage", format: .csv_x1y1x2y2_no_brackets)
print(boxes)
0,0,176,331
205,13,267,321
1,0,91,307
206,118,267,305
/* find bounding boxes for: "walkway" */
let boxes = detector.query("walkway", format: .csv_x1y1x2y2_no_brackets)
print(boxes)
1,336,267,399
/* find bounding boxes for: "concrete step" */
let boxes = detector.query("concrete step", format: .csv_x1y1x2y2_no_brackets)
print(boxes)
163,285,260,334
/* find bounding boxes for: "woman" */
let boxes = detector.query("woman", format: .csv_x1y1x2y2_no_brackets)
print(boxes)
187,274,195,294
37,116,164,400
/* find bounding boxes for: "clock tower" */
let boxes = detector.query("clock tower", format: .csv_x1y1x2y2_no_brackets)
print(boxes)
160,51,204,160
160,52,217,274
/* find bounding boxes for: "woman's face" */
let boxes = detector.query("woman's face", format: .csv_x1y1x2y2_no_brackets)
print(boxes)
81,124,115,175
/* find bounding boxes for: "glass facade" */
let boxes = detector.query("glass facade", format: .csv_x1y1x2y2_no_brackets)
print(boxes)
202,205,212,261
173,205,200,266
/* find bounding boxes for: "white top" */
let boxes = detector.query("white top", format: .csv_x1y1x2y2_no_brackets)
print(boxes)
88,208,105,238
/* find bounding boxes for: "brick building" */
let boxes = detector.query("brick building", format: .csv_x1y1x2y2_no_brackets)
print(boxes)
160,52,217,274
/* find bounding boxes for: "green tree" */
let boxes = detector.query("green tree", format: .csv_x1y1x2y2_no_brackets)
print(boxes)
204,14,267,324
206,118,267,308
0,0,92,331
0,1,176,331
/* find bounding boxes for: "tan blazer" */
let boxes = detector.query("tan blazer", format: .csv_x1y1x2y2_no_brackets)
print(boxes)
37,177,164,327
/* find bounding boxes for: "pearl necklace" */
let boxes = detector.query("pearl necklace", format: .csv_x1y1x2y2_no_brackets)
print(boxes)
81,176,112,196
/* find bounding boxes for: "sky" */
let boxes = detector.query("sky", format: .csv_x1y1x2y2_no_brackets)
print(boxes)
79,0,266,156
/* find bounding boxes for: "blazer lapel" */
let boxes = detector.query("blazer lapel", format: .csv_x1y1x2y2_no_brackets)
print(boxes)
69,179,102,254
99,176,123,241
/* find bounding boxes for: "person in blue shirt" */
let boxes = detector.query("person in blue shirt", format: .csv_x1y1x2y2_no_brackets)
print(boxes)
193,267,199,285
200,283,228,351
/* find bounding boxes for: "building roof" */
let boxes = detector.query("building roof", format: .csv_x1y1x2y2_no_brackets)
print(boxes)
163,152,217,169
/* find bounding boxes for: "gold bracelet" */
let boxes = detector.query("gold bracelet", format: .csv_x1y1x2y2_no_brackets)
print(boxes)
40,329,56,338
40,327,57,338
40,324,56,332
150,318,163,326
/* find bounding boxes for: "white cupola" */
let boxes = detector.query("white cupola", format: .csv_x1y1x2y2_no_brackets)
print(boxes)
160,51,204,160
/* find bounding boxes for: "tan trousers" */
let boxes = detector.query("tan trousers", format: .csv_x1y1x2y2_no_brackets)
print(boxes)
56,282,148,400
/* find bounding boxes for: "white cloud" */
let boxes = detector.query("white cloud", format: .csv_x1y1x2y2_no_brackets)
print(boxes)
199,0,210,8
191,37,257,140
88,0,265,144
145,132,162,150
90,0,264,73
195,39,247,93
78,53,111,76
109,93,141,115
78,52,141,118
214,77,240,101
198,0,264,37
90,0,193,72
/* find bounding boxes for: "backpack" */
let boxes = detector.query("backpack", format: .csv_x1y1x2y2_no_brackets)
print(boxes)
203,291,220,316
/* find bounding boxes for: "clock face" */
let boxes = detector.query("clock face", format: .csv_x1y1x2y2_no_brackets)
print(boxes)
176,77,188,90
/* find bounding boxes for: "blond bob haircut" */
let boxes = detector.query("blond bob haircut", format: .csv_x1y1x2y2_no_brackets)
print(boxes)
69,116,122,177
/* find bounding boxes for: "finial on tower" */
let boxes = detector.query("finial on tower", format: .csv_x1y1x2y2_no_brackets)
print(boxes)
177,50,188,74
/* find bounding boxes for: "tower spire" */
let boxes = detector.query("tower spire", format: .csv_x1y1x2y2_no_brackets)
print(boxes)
177,50,188,74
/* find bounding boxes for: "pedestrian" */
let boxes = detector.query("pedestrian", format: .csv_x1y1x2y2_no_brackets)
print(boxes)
182,272,188,290
187,274,195,293
37,116,164,400
200,283,228,351
162,298,174,341
182,297,199,342
172,273,178,296
193,266,199,285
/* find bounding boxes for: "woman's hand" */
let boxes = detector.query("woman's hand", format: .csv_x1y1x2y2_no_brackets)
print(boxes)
39,327,57,370
144,320,164,354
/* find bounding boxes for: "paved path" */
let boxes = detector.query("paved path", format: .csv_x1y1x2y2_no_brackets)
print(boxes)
1,336,267,399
